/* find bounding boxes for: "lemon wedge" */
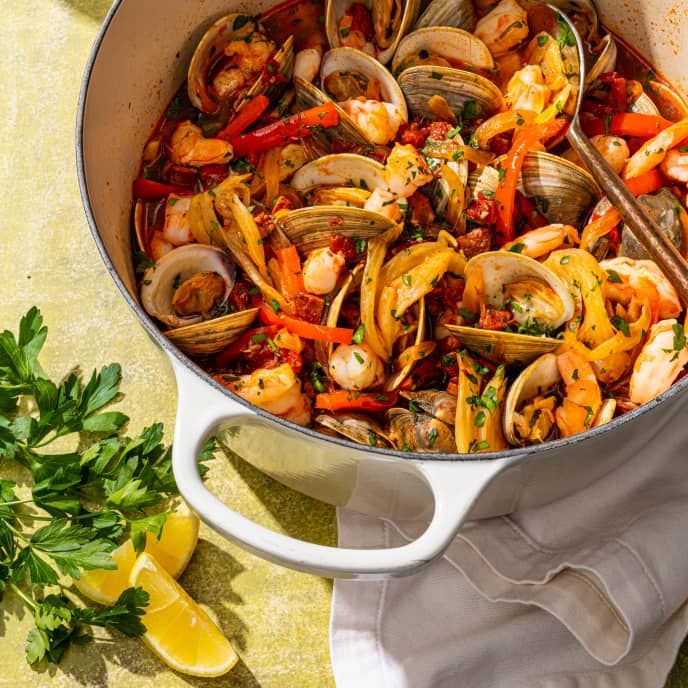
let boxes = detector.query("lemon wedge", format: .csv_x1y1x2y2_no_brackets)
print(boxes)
129,553,238,677
74,506,199,606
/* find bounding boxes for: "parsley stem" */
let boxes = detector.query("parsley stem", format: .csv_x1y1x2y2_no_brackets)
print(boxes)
10,583,36,610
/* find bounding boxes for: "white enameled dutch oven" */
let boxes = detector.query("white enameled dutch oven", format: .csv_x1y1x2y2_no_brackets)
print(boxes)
77,0,688,580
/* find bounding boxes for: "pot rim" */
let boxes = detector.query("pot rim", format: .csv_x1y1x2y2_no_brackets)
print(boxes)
75,0,688,464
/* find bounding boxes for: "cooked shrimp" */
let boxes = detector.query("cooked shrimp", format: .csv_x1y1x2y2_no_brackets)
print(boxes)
293,46,323,83
338,99,404,145
623,117,688,179
281,393,312,426
302,247,346,295
660,148,688,183
629,319,688,404
329,343,385,391
600,257,681,319
384,143,433,197
162,195,193,246
562,135,630,175
505,65,550,113
169,121,233,167
503,224,579,259
474,0,529,57
150,231,173,262
224,363,305,415
213,33,275,99
555,350,603,437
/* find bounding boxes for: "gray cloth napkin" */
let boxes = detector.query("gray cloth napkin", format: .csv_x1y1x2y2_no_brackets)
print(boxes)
330,393,688,687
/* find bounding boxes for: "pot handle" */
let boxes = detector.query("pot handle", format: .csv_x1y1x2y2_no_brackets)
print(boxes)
171,359,504,579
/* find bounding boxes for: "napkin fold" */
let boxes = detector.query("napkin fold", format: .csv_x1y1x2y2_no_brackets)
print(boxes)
331,393,688,687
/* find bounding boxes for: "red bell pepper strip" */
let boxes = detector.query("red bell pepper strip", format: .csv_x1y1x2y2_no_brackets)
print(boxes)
625,169,664,196
609,76,627,113
132,178,189,199
581,112,673,138
216,95,271,141
215,326,278,369
259,305,353,344
275,246,306,297
314,391,398,412
229,103,340,156
495,118,568,245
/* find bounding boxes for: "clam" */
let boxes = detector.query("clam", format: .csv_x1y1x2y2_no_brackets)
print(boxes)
166,308,259,356
140,244,255,355
325,0,421,65
619,188,686,259
468,152,601,227
187,14,294,115
584,34,617,88
279,206,397,254
503,353,561,446
446,251,574,364
386,407,455,452
295,47,408,146
400,390,456,425
392,28,502,120
291,153,387,193
315,413,390,447
414,0,475,31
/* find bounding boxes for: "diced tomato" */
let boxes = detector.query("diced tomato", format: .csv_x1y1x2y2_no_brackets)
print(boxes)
457,228,492,258
165,164,198,188
330,234,359,263
466,192,498,226
427,121,453,142
478,308,512,331
346,2,373,39
398,120,429,148
408,192,436,226
291,293,325,324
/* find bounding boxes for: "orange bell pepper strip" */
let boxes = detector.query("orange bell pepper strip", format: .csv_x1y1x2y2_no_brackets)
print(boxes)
275,246,306,297
624,168,664,196
229,103,339,156
495,118,568,245
259,305,353,344
216,95,270,141
314,390,398,411
581,112,673,138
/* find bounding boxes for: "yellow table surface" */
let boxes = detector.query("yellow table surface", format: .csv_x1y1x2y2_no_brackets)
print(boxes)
1,1,687,686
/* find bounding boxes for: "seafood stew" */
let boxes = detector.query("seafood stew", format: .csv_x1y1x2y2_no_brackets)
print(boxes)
132,0,688,454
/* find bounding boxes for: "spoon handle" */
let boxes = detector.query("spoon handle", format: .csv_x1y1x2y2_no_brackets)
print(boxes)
567,119,688,307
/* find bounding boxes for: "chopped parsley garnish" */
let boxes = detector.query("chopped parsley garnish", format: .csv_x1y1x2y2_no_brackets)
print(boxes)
270,299,281,314
508,243,526,254
353,351,365,364
402,274,412,287
610,315,631,337
474,411,487,428
606,269,623,284
352,323,366,344
537,34,550,46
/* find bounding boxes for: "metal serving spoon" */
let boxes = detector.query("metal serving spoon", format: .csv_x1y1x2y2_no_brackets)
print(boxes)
549,6,688,306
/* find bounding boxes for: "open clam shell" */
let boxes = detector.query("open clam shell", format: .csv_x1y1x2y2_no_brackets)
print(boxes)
400,390,456,425
166,308,258,356
291,153,387,193
414,0,475,31
325,0,421,65
424,132,469,227
279,206,398,254
187,14,293,115
398,66,504,120
386,407,455,452
629,92,661,115
464,251,575,329
392,26,495,74
295,47,408,146
315,413,390,447
140,244,236,328
468,152,601,227
584,34,617,88
445,325,563,365
503,353,561,446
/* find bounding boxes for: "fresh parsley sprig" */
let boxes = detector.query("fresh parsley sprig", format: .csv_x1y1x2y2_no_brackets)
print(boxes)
0,307,211,665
